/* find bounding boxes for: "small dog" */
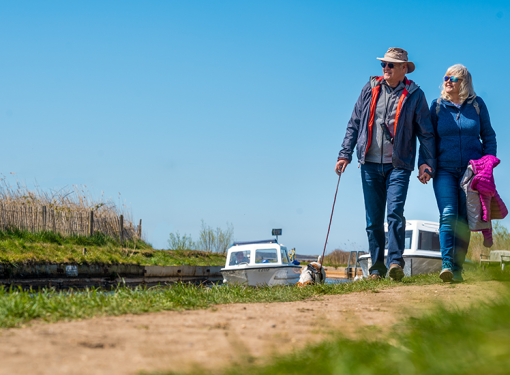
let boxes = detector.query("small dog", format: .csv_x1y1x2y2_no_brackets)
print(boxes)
297,257,326,287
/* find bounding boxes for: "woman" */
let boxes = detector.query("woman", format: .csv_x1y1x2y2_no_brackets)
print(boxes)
430,64,497,282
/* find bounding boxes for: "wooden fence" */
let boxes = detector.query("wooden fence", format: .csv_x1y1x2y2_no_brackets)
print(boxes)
0,204,142,243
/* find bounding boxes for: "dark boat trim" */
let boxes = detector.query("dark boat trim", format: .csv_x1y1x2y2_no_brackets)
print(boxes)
221,264,301,272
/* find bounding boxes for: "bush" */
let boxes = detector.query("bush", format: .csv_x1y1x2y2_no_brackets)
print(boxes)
167,232,195,251
167,221,234,253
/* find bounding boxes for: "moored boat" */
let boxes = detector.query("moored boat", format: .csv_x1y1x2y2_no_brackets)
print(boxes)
221,239,302,286
358,220,442,278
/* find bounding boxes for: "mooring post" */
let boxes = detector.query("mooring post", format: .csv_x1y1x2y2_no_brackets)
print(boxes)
138,219,142,238
120,214,124,245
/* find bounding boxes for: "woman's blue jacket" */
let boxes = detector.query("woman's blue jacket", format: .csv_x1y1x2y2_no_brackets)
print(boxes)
430,96,497,169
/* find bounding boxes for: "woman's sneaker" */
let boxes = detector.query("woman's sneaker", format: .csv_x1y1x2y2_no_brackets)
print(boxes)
439,268,453,282
452,270,464,283
440,261,454,282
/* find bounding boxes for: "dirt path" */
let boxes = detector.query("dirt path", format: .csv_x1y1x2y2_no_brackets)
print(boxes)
0,281,505,375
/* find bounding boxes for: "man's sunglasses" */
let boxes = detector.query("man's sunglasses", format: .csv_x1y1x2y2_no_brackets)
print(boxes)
444,76,460,83
380,62,397,69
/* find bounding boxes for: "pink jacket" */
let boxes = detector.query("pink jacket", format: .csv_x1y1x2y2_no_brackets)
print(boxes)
470,155,508,246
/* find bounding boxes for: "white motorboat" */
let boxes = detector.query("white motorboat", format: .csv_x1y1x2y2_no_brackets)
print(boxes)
221,239,302,286
358,220,442,278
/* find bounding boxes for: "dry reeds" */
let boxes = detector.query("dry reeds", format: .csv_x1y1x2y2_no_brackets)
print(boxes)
324,249,351,266
467,221,510,262
0,175,140,241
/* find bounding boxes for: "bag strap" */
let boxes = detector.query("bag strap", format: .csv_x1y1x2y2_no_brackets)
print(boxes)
436,97,480,116
472,98,480,115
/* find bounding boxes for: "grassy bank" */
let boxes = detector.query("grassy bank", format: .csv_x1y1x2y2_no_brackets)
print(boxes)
0,229,226,266
167,280,510,375
2,268,508,329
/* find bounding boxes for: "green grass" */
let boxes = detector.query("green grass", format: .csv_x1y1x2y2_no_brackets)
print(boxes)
0,228,226,266
153,271,510,375
2,268,508,330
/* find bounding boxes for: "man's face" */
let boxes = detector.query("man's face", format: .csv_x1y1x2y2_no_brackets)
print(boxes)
382,61,407,83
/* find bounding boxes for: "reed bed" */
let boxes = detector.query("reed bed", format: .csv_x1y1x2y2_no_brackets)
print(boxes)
323,249,353,267
0,176,140,242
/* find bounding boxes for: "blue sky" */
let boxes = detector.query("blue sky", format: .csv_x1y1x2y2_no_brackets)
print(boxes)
1,0,509,253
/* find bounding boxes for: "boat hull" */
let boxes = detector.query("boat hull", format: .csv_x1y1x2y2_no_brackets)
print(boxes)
358,255,442,278
221,265,301,286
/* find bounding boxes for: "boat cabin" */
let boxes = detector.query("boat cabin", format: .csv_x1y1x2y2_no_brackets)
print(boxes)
225,240,291,268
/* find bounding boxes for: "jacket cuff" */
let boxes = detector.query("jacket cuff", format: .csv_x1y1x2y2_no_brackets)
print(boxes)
418,159,436,177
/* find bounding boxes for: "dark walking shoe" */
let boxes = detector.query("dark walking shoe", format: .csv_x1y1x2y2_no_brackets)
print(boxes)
452,270,464,283
389,264,404,281
369,274,382,281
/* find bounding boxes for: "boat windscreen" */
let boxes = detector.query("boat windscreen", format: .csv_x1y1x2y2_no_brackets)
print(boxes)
418,230,440,251
255,248,278,263
385,230,413,250
229,251,251,266
280,249,290,264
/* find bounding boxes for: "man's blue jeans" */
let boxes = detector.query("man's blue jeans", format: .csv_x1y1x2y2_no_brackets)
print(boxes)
433,167,470,271
361,162,411,276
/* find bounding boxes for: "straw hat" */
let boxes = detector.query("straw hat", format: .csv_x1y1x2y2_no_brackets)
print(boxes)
377,47,415,73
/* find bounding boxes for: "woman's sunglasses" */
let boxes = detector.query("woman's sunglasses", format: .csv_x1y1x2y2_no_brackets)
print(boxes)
381,62,396,69
444,76,460,83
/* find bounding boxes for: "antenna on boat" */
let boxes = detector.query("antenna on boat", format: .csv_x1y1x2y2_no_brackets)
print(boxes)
272,228,282,243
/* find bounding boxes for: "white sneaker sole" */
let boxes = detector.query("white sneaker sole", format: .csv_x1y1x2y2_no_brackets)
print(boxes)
440,269,453,282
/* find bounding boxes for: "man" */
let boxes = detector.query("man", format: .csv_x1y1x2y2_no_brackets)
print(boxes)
230,251,249,265
335,47,436,281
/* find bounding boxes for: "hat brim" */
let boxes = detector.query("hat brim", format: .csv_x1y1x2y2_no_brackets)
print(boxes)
377,57,415,73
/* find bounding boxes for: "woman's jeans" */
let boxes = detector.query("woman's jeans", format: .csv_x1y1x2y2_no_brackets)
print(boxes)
433,167,470,271
361,162,411,276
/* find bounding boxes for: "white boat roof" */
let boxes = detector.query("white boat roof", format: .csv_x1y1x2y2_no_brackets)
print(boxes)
385,220,439,232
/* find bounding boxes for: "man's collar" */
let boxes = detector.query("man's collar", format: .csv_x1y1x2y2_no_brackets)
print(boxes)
382,79,405,90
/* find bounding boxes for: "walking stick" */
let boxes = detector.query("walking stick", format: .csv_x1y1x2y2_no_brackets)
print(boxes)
319,174,341,268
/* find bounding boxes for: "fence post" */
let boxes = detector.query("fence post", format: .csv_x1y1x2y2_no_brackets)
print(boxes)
52,209,56,233
119,215,124,245
138,219,142,239
42,206,47,232
89,210,94,237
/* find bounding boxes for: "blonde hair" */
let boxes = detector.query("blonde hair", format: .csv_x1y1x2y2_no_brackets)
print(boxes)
441,64,475,103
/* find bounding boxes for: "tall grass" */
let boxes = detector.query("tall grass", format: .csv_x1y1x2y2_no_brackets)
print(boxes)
0,270,456,329
467,221,510,262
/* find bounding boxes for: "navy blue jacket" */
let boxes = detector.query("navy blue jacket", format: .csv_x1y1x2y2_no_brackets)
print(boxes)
338,77,436,173
430,96,497,169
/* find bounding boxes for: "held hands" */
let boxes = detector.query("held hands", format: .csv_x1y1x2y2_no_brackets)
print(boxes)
335,159,349,176
418,164,432,184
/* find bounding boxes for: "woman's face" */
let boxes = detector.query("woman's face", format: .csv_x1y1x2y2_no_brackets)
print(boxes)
444,74,462,96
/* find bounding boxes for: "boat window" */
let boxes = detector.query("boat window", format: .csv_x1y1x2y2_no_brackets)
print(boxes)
418,231,440,251
280,249,290,264
255,248,278,264
229,251,251,266
385,230,413,250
